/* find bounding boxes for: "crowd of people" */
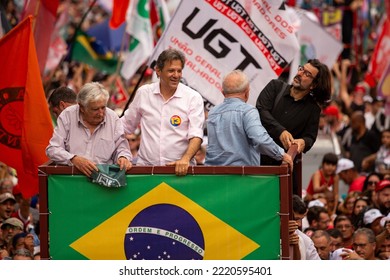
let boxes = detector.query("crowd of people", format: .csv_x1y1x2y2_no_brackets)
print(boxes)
1,0,390,260
0,174,40,260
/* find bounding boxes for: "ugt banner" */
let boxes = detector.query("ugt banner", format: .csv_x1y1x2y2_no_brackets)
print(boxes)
148,0,299,107
48,174,281,260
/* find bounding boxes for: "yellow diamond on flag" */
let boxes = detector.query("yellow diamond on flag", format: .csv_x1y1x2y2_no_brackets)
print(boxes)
70,182,259,259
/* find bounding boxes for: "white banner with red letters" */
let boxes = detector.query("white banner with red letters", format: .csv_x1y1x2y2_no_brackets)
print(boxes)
148,0,299,108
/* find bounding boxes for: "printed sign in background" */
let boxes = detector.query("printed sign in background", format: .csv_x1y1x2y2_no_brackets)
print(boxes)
288,9,342,83
48,174,281,260
148,0,299,107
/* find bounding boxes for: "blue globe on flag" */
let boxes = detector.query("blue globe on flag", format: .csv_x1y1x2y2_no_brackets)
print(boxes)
124,204,205,260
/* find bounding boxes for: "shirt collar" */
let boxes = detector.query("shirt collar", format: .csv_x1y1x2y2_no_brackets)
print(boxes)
286,86,311,102
224,97,245,103
153,82,184,98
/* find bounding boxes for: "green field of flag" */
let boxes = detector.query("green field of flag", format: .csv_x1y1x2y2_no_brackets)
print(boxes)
48,174,281,260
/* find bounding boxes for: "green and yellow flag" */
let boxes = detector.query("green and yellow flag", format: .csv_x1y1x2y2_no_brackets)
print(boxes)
48,174,281,260
71,30,118,74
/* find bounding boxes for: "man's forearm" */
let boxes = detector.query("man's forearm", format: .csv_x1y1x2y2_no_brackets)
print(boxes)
181,137,202,162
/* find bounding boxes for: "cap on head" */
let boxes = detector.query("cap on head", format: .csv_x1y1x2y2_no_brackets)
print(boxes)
336,158,354,174
1,217,24,231
363,208,384,225
323,105,339,118
376,180,390,192
308,199,325,208
0,192,16,204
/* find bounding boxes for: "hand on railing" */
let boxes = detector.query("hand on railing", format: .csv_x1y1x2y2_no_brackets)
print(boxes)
282,143,298,173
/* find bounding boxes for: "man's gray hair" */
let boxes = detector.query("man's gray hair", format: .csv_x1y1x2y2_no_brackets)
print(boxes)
311,229,331,243
13,248,33,259
222,70,249,94
77,82,109,107
353,227,376,243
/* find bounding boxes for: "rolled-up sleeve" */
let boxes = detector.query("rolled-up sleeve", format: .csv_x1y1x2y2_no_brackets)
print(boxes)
121,90,142,135
113,117,132,162
45,113,74,165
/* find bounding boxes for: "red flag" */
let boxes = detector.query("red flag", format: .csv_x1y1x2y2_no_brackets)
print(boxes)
367,18,390,83
110,0,130,28
0,16,53,198
111,77,129,105
22,0,59,75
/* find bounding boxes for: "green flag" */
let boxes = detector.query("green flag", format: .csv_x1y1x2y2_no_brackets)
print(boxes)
48,174,281,260
71,30,118,74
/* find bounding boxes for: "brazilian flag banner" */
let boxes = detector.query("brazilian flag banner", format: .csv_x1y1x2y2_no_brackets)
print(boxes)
70,30,118,74
48,174,281,260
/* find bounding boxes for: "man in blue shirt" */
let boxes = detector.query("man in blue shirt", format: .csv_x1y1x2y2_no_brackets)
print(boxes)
205,70,293,168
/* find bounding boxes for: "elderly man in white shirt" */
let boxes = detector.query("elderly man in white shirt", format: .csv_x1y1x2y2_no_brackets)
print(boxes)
46,82,132,177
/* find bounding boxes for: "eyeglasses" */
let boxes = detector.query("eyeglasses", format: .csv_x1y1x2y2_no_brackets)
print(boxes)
367,181,379,186
298,65,315,79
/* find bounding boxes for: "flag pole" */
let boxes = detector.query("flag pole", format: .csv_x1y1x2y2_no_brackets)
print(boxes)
67,0,97,61
114,23,128,76
32,0,41,32
119,64,149,117
109,20,129,101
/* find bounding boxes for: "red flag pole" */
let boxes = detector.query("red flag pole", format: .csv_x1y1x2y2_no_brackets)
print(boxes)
32,0,41,32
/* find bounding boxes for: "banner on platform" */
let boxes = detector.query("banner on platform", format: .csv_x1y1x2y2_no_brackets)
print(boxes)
48,174,281,260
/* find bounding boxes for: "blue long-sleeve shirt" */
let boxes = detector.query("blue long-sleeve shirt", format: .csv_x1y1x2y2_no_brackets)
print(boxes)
205,98,284,166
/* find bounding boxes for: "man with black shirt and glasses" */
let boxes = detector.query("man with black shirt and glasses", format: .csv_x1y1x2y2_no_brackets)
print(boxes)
256,60,331,194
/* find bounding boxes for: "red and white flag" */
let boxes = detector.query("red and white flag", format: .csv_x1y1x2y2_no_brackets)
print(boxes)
111,77,129,105
110,0,131,28
367,17,390,84
121,0,170,80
